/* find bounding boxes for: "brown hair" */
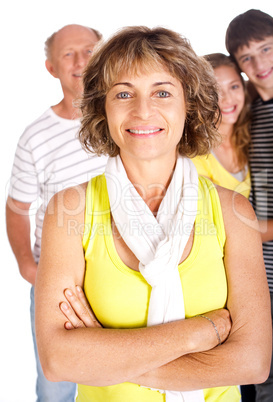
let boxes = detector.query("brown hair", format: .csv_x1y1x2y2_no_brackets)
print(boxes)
226,9,273,59
204,53,251,169
79,26,220,158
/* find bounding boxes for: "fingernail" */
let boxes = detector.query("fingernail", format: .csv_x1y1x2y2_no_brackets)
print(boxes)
61,302,68,310
65,289,73,297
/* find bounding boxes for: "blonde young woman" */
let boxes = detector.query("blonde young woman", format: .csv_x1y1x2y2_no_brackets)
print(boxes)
192,53,251,198
35,27,271,402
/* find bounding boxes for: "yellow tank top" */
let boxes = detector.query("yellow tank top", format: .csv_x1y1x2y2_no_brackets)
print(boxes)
78,174,240,402
192,153,251,198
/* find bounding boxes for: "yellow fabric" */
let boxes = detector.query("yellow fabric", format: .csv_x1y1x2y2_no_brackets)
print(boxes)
192,153,251,198
78,174,241,402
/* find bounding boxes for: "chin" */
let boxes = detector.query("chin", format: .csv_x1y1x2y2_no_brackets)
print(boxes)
222,115,239,125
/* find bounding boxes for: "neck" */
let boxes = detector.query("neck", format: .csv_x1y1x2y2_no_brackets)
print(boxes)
120,154,177,214
51,96,81,120
217,122,233,147
256,86,273,102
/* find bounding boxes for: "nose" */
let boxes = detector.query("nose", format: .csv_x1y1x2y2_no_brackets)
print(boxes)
74,52,88,68
252,56,265,71
133,96,155,120
219,89,232,104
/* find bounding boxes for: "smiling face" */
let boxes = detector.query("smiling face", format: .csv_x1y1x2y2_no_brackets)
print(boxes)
105,65,186,166
45,25,99,100
234,36,273,101
214,65,245,129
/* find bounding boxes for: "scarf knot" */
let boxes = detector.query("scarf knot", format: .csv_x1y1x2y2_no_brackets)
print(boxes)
105,155,204,402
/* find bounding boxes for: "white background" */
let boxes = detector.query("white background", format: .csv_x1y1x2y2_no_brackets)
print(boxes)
0,0,272,401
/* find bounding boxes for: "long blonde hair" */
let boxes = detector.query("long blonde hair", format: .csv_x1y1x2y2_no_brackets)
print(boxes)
205,53,251,169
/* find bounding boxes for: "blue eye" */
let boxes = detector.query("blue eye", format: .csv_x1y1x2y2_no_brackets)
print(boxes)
117,92,130,99
262,46,271,53
242,56,250,63
157,91,170,98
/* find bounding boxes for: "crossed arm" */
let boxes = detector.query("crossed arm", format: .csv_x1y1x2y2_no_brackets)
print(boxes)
35,184,272,390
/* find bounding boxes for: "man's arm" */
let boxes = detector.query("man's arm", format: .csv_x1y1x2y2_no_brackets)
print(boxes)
6,196,37,285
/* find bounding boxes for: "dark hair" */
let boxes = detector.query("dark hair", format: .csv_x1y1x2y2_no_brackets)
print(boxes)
79,26,220,158
226,9,273,58
204,53,251,169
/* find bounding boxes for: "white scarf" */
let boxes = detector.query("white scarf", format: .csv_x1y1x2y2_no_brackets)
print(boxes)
105,155,204,402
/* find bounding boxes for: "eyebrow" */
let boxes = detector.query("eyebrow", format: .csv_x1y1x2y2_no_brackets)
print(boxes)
112,81,175,88
62,42,96,52
229,79,241,84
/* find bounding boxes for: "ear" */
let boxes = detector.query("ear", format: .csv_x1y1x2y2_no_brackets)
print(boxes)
45,59,58,78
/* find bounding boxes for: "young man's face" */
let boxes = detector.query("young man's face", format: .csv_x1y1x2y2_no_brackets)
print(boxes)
234,36,273,101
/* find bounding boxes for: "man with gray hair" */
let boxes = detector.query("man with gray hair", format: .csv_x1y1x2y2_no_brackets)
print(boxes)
6,24,107,401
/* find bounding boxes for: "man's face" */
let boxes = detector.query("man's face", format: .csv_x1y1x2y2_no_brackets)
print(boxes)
46,25,99,99
234,36,273,101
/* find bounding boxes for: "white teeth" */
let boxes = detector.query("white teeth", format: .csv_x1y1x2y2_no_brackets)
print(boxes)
222,106,236,113
258,70,270,77
129,129,161,134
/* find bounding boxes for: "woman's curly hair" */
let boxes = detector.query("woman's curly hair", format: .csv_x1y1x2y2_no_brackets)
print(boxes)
79,26,220,157
204,53,251,169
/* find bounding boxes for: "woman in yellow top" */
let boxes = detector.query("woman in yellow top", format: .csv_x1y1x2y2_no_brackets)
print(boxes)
192,53,251,198
35,27,271,402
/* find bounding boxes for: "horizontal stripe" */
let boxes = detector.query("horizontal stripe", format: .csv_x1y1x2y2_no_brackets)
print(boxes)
24,122,59,146
8,108,108,260
32,126,77,152
250,98,273,278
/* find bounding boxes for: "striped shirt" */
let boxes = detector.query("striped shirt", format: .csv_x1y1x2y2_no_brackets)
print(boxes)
249,97,273,293
9,108,108,262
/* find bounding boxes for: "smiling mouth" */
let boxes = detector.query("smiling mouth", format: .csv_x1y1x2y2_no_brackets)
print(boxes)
221,106,237,114
73,73,82,78
127,129,162,134
257,68,273,79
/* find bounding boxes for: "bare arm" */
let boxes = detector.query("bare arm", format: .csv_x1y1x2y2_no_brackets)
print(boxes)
132,189,272,390
259,219,273,243
6,196,37,285
35,184,230,387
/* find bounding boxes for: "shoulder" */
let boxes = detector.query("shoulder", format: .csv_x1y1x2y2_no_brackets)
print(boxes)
17,109,54,147
251,97,273,115
216,185,259,236
192,154,212,165
25,108,53,132
46,182,88,227
192,154,214,179
251,97,263,109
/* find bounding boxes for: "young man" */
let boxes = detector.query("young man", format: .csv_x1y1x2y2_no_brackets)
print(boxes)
6,24,107,401
226,9,273,402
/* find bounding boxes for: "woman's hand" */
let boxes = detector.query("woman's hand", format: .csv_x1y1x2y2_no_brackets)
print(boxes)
59,285,230,349
60,286,102,329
